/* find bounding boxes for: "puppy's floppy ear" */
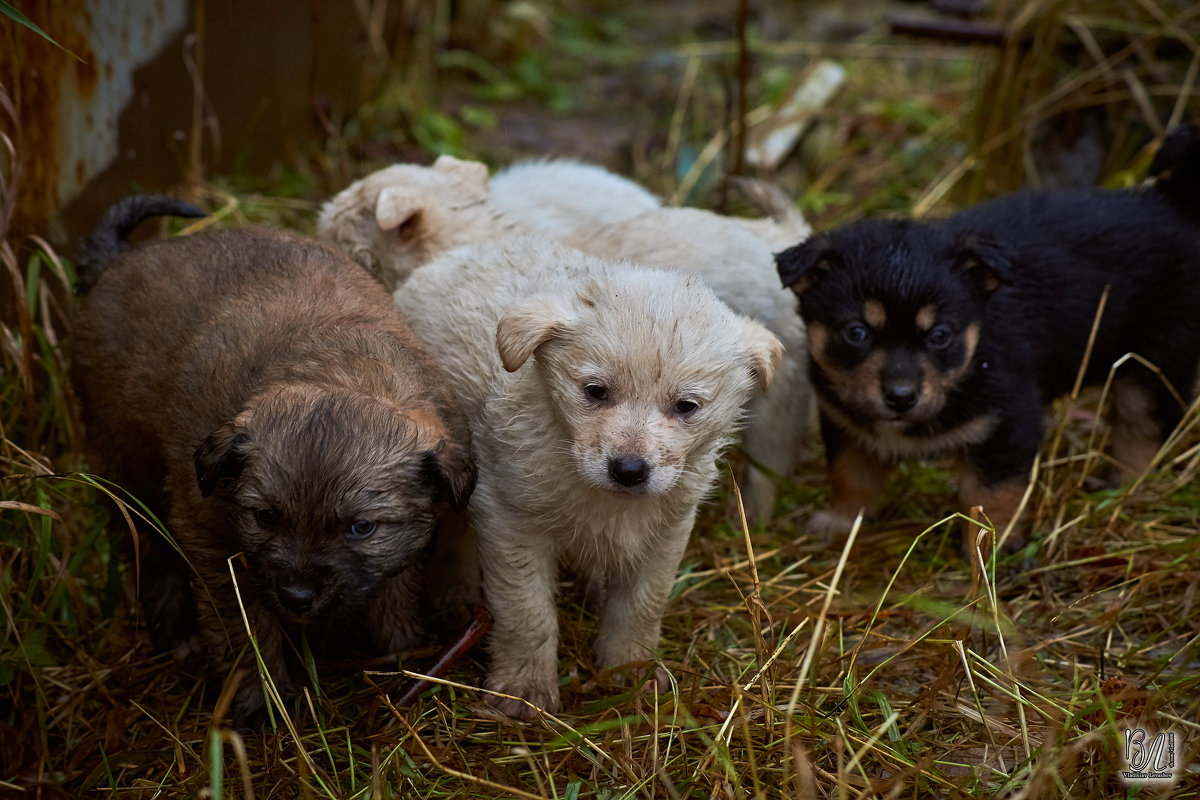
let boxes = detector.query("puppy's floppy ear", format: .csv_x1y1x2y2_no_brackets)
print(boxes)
432,154,490,196
375,186,433,242
194,423,250,497
954,232,1015,292
420,441,477,511
495,296,575,372
776,235,841,295
736,316,784,392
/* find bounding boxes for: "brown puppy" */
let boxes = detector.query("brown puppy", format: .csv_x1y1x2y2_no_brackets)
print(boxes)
71,196,476,727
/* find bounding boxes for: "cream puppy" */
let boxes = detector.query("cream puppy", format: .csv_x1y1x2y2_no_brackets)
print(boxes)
564,208,813,518
395,237,781,717
487,157,662,238
317,156,659,292
317,156,805,292
317,155,502,290
319,157,814,515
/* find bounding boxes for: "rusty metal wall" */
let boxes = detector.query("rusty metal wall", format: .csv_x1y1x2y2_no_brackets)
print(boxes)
2,0,371,246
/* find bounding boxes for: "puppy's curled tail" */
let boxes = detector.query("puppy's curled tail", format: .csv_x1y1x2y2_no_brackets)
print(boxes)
75,194,207,293
728,175,811,244
1149,124,1200,223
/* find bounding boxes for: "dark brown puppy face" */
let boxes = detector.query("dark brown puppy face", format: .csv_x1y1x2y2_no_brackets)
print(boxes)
194,384,474,622
777,220,1012,434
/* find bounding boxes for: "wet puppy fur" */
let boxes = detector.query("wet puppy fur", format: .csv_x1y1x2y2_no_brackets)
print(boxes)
319,156,812,518
562,207,814,519
395,236,782,718
316,155,504,291
777,150,1200,552
71,198,475,727
315,155,660,293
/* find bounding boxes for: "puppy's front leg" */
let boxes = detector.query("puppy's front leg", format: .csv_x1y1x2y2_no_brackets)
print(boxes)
191,554,294,728
593,515,692,678
478,510,562,718
810,417,890,539
958,466,1031,555
368,570,426,653
960,407,1043,554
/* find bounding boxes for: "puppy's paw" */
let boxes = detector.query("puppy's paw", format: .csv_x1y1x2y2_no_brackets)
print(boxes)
605,662,673,695
595,635,657,671
230,673,298,731
375,618,426,654
806,509,857,542
738,471,777,524
484,675,561,720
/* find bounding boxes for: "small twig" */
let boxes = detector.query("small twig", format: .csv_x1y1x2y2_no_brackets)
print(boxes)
395,605,493,706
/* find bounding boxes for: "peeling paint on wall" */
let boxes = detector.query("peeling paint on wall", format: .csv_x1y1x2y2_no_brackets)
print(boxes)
2,0,367,245
55,0,190,211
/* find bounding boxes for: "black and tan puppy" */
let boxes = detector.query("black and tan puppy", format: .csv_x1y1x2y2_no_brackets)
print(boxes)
777,134,1200,551
71,196,475,726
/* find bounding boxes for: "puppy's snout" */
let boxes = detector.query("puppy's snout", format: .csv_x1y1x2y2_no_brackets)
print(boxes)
278,581,317,615
608,455,649,487
881,352,923,413
883,382,918,412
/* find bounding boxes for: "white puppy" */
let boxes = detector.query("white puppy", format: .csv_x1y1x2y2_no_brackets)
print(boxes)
316,155,503,291
317,156,659,292
395,236,781,717
319,157,814,516
317,155,807,291
488,157,662,238
564,208,813,518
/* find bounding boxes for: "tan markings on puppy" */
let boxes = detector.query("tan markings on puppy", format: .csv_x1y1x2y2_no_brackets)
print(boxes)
827,442,891,522
863,299,887,329
871,412,997,459
820,399,999,462
806,322,828,366
962,323,980,365
810,342,885,410
958,467,1028,552
915,304,937,332
914,356,955,418
840,352,886,405
895,323,983,424
1108,377,1162,481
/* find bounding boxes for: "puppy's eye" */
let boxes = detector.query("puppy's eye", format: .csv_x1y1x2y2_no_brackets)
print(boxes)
673,399,699,417
927,325,953,349
584,384,609,401
348,520,377,539
255,508,280,527
842,324,870,345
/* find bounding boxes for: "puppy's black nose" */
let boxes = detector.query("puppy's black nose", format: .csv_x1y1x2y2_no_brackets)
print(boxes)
883,383,918,412
608,455,649,487
278,583,315,614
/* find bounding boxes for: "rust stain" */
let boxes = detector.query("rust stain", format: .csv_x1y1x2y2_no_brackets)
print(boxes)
2,0,69,241
3,0,370,246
